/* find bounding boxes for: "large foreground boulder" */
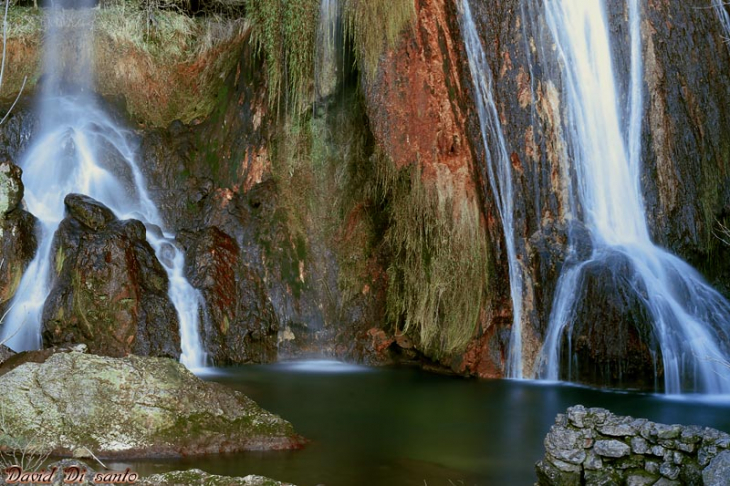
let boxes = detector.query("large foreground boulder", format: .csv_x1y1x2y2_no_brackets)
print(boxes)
0,352,304,458
42,194,180,358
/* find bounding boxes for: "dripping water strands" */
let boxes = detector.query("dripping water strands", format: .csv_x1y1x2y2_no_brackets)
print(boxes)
0,0,207,370
314,0,342,114
459,0,526,378
712,0,730,41
534,0,730,394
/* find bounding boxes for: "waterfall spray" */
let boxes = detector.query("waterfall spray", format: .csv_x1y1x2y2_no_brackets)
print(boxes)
0,1,207,369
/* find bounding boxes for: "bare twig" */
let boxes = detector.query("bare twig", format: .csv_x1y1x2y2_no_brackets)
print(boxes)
713,219,730,247
84,447,108,470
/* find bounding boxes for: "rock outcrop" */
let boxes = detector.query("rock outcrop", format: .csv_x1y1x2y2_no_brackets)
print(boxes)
41,194,180,358
180,226,279,364
0,161,38,314
0,351,304,458
536,405,730,486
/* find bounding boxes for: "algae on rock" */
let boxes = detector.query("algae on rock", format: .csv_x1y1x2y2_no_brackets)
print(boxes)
0,352,303,457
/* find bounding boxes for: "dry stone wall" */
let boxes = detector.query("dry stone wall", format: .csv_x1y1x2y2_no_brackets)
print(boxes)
536,405,730,485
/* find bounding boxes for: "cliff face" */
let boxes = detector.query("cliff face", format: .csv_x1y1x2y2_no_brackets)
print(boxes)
358,0,506,375
2,0,730,383
639,1,730,291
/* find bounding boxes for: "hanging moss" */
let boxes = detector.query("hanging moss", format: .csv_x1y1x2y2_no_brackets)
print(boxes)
366,154,490,359
245,0,319,114
342,0,415,80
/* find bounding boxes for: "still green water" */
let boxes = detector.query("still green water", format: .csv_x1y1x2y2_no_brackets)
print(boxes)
115,361,730,486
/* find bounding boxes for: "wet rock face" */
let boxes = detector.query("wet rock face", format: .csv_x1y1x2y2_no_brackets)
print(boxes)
41,194,180,358
559,251,662,391
180,226,279,364
0,161,38,313
0,352,304,458
359,0,504,375
638,1,730,296
536,405,730,486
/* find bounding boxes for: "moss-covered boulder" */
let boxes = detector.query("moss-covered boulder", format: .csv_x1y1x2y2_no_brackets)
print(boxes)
0,352,304,458
138,469,295,486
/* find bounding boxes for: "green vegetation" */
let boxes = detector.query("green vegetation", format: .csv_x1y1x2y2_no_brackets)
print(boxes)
245,0,319,114
342,0,415,79
1,4,246,125
244,0,415,114
367,155,490,358
266,86,489,357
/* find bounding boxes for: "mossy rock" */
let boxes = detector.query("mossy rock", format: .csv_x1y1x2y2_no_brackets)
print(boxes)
0,352,304,458
138,469,295,486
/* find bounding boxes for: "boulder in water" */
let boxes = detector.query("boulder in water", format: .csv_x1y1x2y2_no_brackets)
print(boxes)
0,352,304,458
559,251,662,391
41,195,180,358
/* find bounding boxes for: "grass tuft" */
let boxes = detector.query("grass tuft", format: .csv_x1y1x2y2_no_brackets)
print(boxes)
369,155,490,358
245,0,319,115
342,0,415,80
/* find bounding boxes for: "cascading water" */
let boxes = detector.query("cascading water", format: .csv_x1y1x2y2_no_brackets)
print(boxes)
459,0,526,378
534,0,730,394
0,1,207,369
713,0,730,39
314,0,341,104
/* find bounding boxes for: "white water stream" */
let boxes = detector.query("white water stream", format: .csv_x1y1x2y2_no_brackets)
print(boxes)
533,0,730,393
0,3,206,369
459,0,526,378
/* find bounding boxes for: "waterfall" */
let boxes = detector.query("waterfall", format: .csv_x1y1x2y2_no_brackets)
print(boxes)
314,0,341,104
713,0,730,39
534,0,730,393
459,0,526,378
0,1,207,369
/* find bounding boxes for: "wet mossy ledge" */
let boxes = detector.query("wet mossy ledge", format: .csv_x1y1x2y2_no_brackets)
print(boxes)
0,349,305,458
1,2,248,126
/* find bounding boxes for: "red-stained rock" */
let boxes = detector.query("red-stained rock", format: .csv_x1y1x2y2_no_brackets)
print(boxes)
180,226,279,364
363,0,479,207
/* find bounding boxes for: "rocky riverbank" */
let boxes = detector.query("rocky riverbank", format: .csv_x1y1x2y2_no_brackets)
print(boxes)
536,405,730,485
